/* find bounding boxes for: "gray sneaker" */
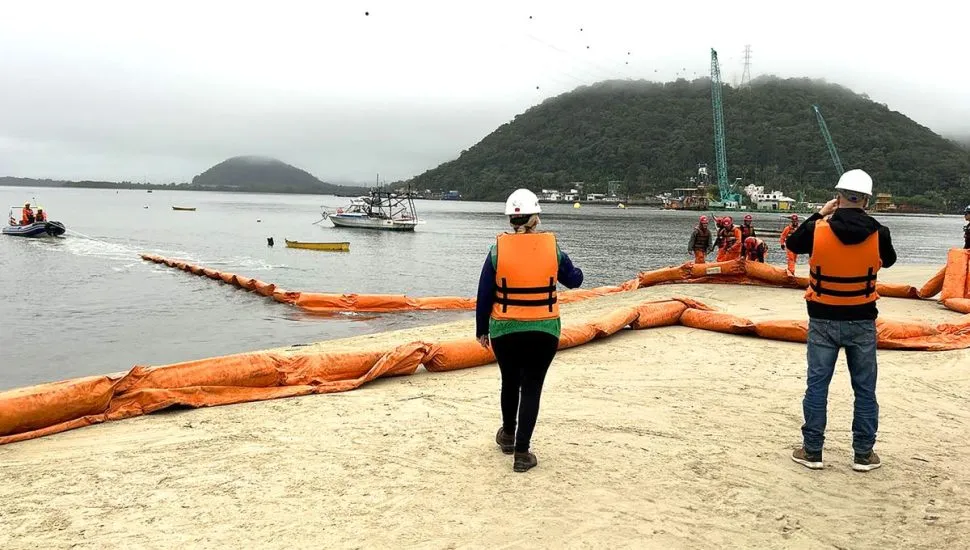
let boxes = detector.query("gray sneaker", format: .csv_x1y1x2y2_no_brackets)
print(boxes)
852,451,882,472
791,447,824,470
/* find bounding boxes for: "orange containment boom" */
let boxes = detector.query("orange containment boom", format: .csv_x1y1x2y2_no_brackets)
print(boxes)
140,254,642,313
6,276,970,446
141,253,945,314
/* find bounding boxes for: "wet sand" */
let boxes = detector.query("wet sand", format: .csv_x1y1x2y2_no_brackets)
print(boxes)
1,265,968,549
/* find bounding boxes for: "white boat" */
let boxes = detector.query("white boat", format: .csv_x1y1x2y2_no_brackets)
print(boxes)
323,187,420,232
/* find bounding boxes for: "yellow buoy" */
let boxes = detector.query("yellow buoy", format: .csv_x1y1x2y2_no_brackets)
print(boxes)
573,202,581,209
618,203,626,209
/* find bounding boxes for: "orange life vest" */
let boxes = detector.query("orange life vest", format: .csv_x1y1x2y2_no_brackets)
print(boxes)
744,238,767,260
780,224,796,246
719,226,741,249
491,232,559,321
804,219,881,306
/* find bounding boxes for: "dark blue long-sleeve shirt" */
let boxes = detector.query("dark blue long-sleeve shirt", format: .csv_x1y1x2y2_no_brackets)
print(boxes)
475,245,584,337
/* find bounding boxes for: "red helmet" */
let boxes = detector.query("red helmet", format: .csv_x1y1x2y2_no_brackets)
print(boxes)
745,236,757,249
699,215,708,224
790,214,799,221
725,216,733,225
743,214,752,222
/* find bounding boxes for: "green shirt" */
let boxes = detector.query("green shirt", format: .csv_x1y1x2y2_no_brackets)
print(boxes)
487,244,563,340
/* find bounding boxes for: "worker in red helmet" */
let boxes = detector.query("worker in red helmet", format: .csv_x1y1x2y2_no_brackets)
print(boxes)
780,214,801,275
740,214,756,242
742,236,768,262
715,215,742,261
688,215,714,264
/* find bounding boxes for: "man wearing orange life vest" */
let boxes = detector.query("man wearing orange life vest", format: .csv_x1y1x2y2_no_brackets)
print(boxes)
740,214,756,241
21,202,35,225
779,214,800,275
714,216,742,261
476,188,584,473
741,236,768,262
784,169,896,473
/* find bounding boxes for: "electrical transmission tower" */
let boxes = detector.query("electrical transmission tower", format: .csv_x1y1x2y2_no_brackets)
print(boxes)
740,45,752,88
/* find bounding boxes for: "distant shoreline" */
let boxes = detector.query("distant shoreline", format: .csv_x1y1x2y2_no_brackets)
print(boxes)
3,182,964,217
0,180,368,198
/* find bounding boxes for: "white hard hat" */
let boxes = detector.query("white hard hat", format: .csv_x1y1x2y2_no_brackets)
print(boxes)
505,188,541,216
834,169,873,196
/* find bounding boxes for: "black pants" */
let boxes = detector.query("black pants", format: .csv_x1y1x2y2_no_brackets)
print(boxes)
490,331,559,453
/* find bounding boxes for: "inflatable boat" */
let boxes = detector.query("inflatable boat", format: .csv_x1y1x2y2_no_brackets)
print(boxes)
2,221,67,237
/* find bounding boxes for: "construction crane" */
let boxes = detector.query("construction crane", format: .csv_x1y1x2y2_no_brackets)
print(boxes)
710,48,741,208
812,104,845,176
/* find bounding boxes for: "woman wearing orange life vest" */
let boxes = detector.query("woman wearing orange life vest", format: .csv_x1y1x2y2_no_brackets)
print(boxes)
780,214,800,275
476,188,584,473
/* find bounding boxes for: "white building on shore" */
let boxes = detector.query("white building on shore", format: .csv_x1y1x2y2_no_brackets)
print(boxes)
753,190,796,210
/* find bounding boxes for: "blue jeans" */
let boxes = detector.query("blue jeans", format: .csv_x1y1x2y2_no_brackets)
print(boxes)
802,318,879,455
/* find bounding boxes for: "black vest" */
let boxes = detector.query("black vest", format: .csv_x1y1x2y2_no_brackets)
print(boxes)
693,229,711,250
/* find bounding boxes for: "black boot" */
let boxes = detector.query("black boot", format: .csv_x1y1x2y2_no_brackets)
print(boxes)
513,451,538,472
495,427,514,454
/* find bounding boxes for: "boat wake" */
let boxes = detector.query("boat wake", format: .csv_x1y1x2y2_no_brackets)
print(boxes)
31,229,292,276
34,234,145,264
34,232,202,273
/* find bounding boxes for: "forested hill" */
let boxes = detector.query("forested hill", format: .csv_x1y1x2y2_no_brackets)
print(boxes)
191,156,360,195
1,156,369,196
405,77,970,210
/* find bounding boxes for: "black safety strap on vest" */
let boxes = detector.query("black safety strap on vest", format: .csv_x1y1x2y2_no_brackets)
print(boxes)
810,266,876,298
495,277,557,313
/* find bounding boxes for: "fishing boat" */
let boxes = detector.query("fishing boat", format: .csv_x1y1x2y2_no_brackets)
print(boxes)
172,206,196,211
284,239,350,252
323,184,420,231
3,220,66,238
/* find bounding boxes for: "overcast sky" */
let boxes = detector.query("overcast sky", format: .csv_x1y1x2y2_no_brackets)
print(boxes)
1,0,967,185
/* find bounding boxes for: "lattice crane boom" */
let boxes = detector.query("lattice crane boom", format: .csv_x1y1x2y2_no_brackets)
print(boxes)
710,49,740,207
812,104,845,176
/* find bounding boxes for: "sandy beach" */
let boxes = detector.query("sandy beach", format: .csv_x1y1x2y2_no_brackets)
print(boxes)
1,265,968,549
